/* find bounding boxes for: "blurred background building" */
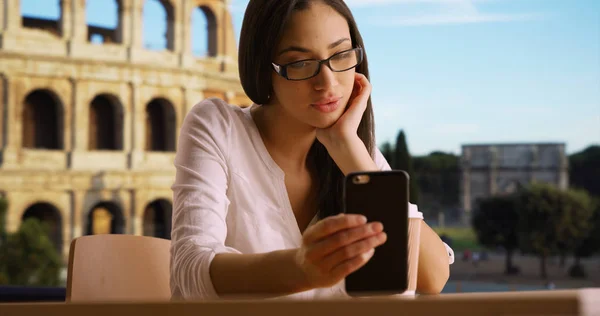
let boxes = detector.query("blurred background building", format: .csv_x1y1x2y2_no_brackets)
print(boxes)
460,143,569,224
0,0,251,261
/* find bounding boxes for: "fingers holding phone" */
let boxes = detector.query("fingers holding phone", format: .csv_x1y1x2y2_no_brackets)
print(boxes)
295,213,387,289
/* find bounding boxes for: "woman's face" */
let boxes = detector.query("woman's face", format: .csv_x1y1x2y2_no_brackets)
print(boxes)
270,1,356,129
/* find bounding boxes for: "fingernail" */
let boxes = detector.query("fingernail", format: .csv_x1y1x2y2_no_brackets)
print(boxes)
362,248,375,260
359,215,367,223
380,232,388,242
373,222,383,229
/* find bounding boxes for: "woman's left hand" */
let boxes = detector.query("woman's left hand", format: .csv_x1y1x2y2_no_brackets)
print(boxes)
316,73,372,150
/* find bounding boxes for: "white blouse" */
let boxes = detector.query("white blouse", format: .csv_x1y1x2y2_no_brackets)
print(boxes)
170,98,454,301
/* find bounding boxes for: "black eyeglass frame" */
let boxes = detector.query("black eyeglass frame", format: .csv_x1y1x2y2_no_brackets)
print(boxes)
271,47,364,81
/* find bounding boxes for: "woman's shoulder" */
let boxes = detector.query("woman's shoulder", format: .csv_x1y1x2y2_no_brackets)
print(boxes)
185,97,249,133
188,97,241,121
177,98,251,164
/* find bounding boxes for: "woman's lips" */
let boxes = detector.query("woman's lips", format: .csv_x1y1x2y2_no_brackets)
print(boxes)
311,98,341,113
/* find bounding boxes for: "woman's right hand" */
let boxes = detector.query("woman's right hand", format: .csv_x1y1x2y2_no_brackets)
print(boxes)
295,213,387,289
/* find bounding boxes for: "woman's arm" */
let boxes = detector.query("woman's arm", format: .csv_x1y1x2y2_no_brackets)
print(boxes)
171,100,242,300
416,223,450,294
211,214,385,298
172,101,311,300
322,136,379,175
209,249,310,298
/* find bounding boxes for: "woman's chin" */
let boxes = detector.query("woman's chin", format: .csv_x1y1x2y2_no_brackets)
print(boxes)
310,113,342,129
310,106,346,128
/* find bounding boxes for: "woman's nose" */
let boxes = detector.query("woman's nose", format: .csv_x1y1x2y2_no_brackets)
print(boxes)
313,64,339,90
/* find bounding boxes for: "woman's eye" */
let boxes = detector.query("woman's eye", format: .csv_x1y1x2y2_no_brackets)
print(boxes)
289,61,308,69
333,52,351,60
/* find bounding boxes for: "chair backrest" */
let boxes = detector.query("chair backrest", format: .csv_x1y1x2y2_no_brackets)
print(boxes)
66,234,171,302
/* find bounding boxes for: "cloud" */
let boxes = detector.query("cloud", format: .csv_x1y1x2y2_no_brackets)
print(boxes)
348,0,547,26
229,0,544,27
345,0,494,8
374,12,544,26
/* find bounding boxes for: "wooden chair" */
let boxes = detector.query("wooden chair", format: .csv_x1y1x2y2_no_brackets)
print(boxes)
66,234,171,302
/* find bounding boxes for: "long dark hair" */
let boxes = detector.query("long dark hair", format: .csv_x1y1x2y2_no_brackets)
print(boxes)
238,0,375,219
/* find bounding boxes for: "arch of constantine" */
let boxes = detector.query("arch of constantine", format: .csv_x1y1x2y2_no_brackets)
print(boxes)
0,0,251,261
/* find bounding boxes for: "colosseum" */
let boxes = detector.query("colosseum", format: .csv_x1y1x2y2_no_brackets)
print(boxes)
0,0,251,261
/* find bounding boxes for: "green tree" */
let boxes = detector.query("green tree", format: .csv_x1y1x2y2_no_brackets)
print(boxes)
0,197,7,243
394,130,419,204
472,195,520,275
0,217,62,286
380,142,394,167
569,145,600,198
413,152,460,217
570,199,600,278
517,184,594,279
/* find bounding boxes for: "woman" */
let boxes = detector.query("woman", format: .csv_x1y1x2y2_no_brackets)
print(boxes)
170,0,453,300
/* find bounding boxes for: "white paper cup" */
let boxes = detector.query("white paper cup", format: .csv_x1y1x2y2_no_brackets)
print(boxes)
404,204,423,296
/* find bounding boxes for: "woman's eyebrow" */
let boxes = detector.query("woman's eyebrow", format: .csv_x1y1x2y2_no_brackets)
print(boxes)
277,37,351,56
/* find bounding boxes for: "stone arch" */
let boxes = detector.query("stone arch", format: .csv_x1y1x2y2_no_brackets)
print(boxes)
88,93,124,150
21,202,63,253
21,0,61,36
22,89,64,150
86,201,126,235
86,0,122,44
143,199,172,239
498,178,524,195
143,0,175,51
191,5,217,57
145,98,176,152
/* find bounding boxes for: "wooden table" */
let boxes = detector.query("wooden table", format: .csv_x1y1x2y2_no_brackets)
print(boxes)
1,288,598,316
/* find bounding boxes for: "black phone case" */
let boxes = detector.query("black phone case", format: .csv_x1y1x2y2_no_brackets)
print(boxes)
343,170,409,296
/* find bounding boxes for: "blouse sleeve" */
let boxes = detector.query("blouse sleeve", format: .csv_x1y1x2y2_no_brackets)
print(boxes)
373,146,392,171
170,98,242,300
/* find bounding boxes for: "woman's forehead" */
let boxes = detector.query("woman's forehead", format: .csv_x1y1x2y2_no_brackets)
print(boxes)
277,2,351,51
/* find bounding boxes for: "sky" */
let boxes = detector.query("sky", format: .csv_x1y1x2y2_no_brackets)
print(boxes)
21,0,600,156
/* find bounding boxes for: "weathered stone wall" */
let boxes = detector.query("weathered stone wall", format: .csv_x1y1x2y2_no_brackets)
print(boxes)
0,0,251,262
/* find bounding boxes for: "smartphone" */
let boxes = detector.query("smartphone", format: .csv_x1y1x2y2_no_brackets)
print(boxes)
343,170,409,296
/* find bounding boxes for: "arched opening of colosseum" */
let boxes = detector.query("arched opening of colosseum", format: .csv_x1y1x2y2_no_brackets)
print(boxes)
86,202,125,235
20,0,62,36
143,199,172,239
22,202,63,253
143,0,175,51
85,0,122,44
145,98,176,152
22,89,64,150
89,94,124,150
191,6,217,57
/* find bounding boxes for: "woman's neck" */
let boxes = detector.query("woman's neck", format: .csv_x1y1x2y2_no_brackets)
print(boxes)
251,103,316,174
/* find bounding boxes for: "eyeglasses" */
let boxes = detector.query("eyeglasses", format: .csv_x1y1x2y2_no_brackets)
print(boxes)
272,47,364,81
